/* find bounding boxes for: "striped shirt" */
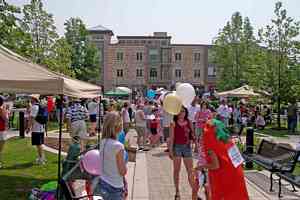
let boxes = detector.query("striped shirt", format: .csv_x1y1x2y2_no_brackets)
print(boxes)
66,103,88,123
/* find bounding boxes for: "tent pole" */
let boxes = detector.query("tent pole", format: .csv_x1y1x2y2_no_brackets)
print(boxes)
56,94,63,199
97,95,102,145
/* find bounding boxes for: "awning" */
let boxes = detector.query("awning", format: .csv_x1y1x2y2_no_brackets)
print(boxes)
217,85,260,98
104,89,129,97
0,45,101,97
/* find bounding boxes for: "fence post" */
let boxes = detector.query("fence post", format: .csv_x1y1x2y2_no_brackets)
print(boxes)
245,127,254,169
19,111,25,138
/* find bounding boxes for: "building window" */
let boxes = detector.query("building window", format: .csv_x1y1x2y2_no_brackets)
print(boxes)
175,52,182,61
136,52,143,61
117,52,123,61
175,69,182,78
194,69,201,78
92,35,103,41
149,49,159,62
194,53,201,62
136,69,143,77
161,40,167,46
208,65,216,77
150,68,157,78
117,69,123,77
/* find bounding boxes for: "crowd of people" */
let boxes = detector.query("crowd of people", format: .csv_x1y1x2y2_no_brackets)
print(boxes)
0,92,299,200
93,95,298,200
93,96,254,200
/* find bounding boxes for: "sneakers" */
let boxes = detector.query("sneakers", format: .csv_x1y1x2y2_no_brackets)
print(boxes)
138,147,144,151
35,157,47,165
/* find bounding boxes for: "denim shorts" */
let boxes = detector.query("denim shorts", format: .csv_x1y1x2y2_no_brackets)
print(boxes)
173,144,192,158
94,178,124,200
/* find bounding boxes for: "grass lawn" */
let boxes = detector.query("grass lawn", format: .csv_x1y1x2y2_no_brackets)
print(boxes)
47,120,60,132
255,124,300,138
0,137,60,200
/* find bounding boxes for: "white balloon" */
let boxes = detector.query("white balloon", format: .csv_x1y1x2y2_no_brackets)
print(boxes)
176,83,196,107
175,82,182,91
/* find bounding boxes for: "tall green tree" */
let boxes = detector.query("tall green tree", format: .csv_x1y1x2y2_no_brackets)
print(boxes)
64,17,100,82
258,1,300,128
0,0,32,56
43,38,74,76
213,12,259,91
21,0,58,64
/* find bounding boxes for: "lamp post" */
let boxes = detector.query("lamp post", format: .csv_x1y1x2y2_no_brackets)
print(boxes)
277,52,282,128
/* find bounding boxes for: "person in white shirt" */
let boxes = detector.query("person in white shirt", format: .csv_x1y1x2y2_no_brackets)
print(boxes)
217,100,230,127
26,94,46,165
188,98,200,153
135,104,147,150
94,111,127,199
188,98,200,127
162,107,173,152
87,98,99,136
121,102,130,135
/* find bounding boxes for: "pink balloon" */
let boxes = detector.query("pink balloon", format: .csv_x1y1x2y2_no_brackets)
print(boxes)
81,150,101,175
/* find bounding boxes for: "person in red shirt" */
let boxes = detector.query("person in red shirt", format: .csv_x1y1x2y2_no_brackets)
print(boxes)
47,96,54,120
169,106,197,200
149,108,161,147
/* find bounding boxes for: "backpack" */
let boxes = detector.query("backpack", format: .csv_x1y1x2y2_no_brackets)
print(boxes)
35,104,48,125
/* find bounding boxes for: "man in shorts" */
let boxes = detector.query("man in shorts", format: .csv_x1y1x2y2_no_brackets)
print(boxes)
26,94,46,165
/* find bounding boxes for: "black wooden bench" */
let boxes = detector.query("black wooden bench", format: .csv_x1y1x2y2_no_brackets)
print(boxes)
276,172,300,198
243,139,300,192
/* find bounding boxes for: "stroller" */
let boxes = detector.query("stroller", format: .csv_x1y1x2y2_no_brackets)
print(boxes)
60,161,103,200
59,143,103,200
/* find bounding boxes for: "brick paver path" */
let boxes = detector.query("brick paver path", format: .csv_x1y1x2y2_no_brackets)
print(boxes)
146,146,193,200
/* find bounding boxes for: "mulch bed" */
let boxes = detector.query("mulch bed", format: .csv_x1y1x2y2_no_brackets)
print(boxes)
44,137,72,152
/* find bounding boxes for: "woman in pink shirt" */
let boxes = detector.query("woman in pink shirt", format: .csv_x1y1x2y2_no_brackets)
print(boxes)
195,101,211,153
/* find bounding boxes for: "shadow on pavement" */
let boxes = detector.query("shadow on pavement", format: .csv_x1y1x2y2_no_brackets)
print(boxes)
3,162,34,170
151,152,168,157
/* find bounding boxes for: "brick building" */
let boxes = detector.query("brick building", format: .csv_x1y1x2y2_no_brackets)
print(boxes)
88,25,217,93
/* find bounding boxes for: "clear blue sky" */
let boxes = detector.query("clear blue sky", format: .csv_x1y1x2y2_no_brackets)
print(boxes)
9,0,300,44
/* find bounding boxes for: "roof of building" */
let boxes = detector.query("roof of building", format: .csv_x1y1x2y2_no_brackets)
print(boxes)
171,44,212,47
88,25,114,35
117,35,171,40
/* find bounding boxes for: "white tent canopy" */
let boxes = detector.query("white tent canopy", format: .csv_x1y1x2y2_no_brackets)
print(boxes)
217,85,260,98
116,86,132,94
0,45,101,97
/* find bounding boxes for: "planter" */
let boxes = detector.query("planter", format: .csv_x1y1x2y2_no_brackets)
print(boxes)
126,147,137,162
